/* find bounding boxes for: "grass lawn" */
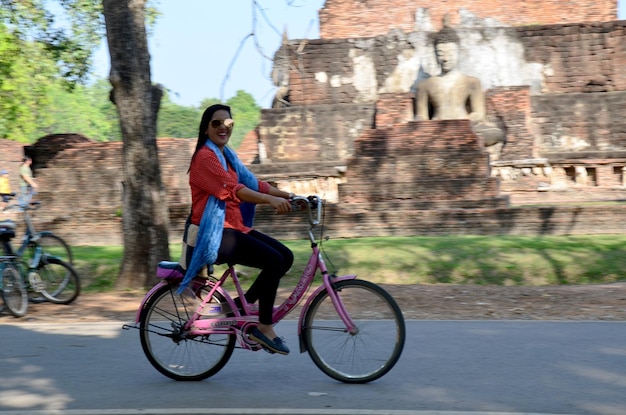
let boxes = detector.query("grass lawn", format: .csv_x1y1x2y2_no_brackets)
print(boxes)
71,234,626,293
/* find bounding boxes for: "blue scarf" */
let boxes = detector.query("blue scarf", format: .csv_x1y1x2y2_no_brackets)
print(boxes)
178,141,258,293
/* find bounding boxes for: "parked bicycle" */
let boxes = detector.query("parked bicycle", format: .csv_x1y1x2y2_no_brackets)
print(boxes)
2,192,73,266
0,240,28,317
0,193,80,310
124,195,406,383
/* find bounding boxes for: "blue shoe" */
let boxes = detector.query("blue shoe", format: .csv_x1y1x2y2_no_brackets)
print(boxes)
249,328,290,355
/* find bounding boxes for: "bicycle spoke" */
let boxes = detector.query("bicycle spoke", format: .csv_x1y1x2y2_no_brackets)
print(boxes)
139,283,236,381
35,257,80,304
302,279,405,383
1,262,28,317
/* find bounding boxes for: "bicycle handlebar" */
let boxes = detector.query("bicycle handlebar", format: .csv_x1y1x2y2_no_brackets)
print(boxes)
291,195,321,227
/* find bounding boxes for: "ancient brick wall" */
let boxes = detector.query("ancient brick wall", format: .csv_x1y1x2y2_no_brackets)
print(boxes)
2,132,626,246
238,129,261,165
3,19,625,245
338,120,508,209
273,20,626,164
10,136,195,246
485,87,537,160
374,93,414,128
520,22,626,92
532,91,626,155
281,21,626,107
318,0,617,39
258,104,375,162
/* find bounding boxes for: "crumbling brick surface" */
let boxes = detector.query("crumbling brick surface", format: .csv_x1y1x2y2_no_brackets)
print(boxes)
319,0,617,39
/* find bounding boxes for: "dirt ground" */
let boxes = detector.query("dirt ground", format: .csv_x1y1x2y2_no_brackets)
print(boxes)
4,282,626,323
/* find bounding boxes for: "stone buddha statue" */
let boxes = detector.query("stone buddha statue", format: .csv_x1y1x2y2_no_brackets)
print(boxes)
414,21,504,154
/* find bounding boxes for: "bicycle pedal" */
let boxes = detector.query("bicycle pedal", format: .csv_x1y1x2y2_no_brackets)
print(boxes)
260,345,276,354
28,272,45,292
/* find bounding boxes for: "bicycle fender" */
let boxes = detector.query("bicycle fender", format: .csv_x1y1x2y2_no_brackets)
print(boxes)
135,281,168,323
297,274,357,353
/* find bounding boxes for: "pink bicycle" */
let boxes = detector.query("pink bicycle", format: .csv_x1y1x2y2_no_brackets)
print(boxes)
125,195,405,383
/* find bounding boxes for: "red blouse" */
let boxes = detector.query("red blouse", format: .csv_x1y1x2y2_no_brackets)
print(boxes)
189,146,270,233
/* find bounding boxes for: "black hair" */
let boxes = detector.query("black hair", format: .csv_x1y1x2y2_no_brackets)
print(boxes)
188,104,232,172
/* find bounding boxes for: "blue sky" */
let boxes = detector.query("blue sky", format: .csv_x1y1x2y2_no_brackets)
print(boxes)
93,0,326,109
93,0,626,110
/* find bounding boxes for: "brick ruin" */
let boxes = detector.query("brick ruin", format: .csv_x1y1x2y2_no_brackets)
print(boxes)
2,1,626,245
247,1,626,238
318,0,617,39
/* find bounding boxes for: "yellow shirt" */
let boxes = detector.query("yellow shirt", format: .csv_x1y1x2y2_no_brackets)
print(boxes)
0,176,11,194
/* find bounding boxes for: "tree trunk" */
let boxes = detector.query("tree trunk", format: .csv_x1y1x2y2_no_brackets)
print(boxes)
102,0,170,289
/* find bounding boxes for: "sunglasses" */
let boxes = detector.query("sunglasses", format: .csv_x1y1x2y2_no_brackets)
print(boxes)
210,119,234,129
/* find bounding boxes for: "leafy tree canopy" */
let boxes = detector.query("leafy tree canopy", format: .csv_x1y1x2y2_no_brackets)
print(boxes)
226,90,260,149
0,2,260,146
157,92,200,139
1,0,104,85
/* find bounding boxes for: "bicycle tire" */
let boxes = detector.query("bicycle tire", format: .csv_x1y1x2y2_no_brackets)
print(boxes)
33,256,81,304
1,263,28,317
139,282,236,381
27,233,73,265
302,279,406,383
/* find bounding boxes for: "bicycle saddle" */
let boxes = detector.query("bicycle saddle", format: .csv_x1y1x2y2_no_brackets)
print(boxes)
0,219,16,230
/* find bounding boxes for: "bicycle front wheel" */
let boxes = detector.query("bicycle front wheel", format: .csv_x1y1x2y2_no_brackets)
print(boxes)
34,257,81,304
302,279,406,383
139,282,236,381
1,263,28,317
27,233,73,265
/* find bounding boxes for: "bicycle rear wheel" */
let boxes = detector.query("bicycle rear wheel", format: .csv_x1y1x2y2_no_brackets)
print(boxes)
1,263,28,317
139,282,236,381
33,256,81,304
302,279,406,383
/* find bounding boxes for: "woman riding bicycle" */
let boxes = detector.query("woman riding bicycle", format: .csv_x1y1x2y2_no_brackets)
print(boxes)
178,104,294,355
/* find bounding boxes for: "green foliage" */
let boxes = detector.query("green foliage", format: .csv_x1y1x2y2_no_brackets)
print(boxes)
0,0,162,143
304,235,626,286
0,1,262,144
157,91,261,143
226,90,260,149
0,0,102,141
0,72,262,143
0,0,104,85
34,79,122,141
157,93,200,138
198,98,222,110
0,23,57,141
72,235,626,293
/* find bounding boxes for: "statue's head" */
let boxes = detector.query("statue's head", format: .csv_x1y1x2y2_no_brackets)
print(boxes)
433,19,461,74
435,41,459,74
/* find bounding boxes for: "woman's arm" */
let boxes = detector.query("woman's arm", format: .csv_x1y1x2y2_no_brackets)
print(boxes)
236,186,292,214
267,185,293,200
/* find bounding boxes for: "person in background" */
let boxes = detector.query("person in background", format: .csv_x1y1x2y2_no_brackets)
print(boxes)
19,156,38,205
178,104,294,355
0,169,12,211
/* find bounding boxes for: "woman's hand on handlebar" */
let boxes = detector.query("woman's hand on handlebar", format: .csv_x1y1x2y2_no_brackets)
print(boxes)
268,195,292,214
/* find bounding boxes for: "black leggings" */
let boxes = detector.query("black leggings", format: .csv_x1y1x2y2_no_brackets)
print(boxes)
216,229,293,325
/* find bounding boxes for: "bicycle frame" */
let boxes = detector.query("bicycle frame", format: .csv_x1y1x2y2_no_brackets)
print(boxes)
2,190,47,259
134,195,358,352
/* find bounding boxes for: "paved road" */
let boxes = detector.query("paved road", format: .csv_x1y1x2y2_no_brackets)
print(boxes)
0,319,625,415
